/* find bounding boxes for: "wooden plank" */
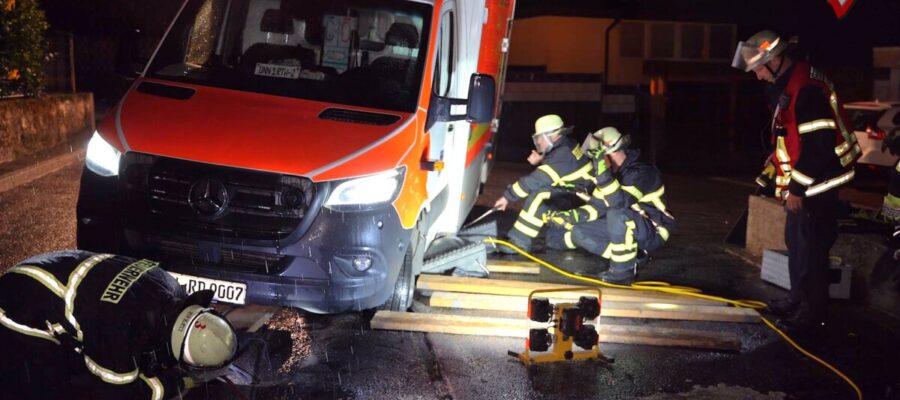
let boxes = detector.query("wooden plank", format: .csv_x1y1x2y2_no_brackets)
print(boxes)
372,311,741,352
427,292,759,323
486,259,541,274
416,275,724,307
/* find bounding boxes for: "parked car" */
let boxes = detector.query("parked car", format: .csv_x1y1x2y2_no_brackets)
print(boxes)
845,101,900,167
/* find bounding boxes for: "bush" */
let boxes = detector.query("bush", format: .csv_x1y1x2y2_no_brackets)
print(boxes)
0,0,49,97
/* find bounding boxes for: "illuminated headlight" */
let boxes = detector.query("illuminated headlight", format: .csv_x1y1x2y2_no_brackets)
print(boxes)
325,167,405,209
85,131,121,177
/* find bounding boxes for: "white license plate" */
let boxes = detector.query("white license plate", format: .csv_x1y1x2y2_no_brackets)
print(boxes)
168,272,247,305
254,63,301,79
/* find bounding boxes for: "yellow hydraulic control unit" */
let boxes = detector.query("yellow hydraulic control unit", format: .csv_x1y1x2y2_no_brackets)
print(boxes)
509,287,610,365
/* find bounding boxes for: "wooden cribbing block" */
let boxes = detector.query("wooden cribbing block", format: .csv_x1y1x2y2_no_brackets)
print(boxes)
416,275,723,307
427,292,759,323
371,311,741,352
486,259,542,275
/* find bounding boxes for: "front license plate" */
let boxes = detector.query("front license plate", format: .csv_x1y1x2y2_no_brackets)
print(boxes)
168,272,247,305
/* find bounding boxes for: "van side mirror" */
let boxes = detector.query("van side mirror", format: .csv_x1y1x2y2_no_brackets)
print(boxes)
466,73,496,124
425,73,497,131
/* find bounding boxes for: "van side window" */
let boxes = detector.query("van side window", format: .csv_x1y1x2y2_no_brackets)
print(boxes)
434,11,454,97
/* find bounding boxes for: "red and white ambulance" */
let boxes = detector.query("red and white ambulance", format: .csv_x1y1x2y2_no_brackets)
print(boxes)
77,0,516,313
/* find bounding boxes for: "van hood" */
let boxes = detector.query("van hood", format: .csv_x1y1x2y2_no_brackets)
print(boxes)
115,80,413,180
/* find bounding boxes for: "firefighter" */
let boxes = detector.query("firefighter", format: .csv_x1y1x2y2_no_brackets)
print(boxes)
545,127,674,285
732,30,860,332
0,250,237,399
493,114,593,254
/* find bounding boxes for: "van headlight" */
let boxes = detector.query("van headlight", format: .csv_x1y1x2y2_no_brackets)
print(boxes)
325,167,405,209
85,131,121,177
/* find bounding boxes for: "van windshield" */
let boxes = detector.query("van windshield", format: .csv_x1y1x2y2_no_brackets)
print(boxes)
147,0,432,112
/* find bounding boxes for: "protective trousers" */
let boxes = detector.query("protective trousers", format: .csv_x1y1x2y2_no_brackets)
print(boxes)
508,190,580,247
785,190,838,321
568,208,666,275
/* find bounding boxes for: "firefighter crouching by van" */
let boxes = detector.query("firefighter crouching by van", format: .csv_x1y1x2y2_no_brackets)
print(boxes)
493,114,594,254
545,127,675,285
0,250,237,400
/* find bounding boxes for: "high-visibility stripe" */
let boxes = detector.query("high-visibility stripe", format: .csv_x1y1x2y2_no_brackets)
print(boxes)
8,266,66,297
513,221,540,238
557,163,593,184
140,374,164,400
756,177,767,187
66,254,114,342
775,137,792,165
563,231,576,249
806,170,854,197
596,180,621,197
579,204,598,221
621,185,643,199
658,226,670,241
839,143,861,167
0,307,61,345
896,161,900,173
519,192,551,228
834,140,850,157
84,355,139,384
518,209,544,227
511,182,528,198
792,170,814,186
798,119,836,134
537,165,561,183
638,186,668,213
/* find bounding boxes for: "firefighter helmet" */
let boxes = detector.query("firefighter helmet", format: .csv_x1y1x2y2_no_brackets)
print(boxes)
731,30,792,72
585,127,630,155
171,305,237,368
532,114,571,153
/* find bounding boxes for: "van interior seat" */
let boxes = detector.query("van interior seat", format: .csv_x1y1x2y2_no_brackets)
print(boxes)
240,8,321,75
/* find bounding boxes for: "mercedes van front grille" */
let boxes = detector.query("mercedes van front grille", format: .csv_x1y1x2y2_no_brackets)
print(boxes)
121,153,316,242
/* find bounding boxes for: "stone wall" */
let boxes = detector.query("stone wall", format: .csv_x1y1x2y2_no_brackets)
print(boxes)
0,93,94,163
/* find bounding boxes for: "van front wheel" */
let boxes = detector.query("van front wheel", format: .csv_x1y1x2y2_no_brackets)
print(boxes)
380,246,416,311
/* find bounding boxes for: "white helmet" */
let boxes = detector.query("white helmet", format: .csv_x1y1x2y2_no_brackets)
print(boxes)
171,305,237,368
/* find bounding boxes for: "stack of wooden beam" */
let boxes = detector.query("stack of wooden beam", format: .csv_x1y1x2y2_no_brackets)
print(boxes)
371,260,761,352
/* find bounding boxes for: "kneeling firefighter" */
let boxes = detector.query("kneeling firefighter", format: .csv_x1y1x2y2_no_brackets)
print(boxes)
493,114,594,253
546,127,675,284
0,250,237,399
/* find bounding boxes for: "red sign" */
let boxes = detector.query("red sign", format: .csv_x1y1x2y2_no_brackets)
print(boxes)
828,0,856,19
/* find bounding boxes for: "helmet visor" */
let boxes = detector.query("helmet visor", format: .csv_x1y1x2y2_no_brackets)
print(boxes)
731,40,773,72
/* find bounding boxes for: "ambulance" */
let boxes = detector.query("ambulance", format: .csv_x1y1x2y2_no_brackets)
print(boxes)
76,0,516,313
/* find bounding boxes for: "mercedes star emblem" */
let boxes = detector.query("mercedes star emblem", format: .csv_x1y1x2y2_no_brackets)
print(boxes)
188,179,229,217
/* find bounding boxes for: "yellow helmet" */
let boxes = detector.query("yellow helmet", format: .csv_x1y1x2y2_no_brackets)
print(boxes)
533,114,565,136
171,305,237,369
584,127,630,155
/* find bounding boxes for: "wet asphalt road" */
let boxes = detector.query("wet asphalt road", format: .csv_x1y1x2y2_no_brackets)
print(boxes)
1,161,899,399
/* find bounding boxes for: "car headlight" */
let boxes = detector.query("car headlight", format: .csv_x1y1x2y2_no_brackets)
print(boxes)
85,131,122,177
325,167,405,209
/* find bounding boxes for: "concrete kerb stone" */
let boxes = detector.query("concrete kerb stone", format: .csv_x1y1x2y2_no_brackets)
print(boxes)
0,148,85,194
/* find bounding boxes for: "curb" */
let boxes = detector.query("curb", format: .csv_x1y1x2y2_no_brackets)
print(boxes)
0,149,85,194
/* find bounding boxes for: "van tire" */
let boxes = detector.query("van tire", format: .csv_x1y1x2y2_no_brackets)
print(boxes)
380,246,415,311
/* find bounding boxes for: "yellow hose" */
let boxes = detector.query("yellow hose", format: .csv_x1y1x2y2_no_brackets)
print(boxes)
485,238,863,400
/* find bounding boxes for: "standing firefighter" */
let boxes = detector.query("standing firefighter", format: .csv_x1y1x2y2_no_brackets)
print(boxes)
493,114,593,253
0,251,237,399
546,127,674,284
732,30,860,332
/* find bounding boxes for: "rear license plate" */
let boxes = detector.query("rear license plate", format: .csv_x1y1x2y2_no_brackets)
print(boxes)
168,272,247,305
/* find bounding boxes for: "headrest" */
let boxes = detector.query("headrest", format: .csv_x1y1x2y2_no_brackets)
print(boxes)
385,23,419,49
261,9,294,34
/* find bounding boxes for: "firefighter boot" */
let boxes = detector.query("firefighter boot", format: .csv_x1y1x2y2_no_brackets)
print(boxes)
598,261,636,285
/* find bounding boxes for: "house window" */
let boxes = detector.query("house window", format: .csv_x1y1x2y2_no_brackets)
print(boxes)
619,22,644,58
709,25,733,60
680,24,704,59
650,23,674,59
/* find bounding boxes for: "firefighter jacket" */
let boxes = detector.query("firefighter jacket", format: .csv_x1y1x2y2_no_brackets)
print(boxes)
0,250,191,399
755,61,861,199
502,136,593,201
574,149,675,239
